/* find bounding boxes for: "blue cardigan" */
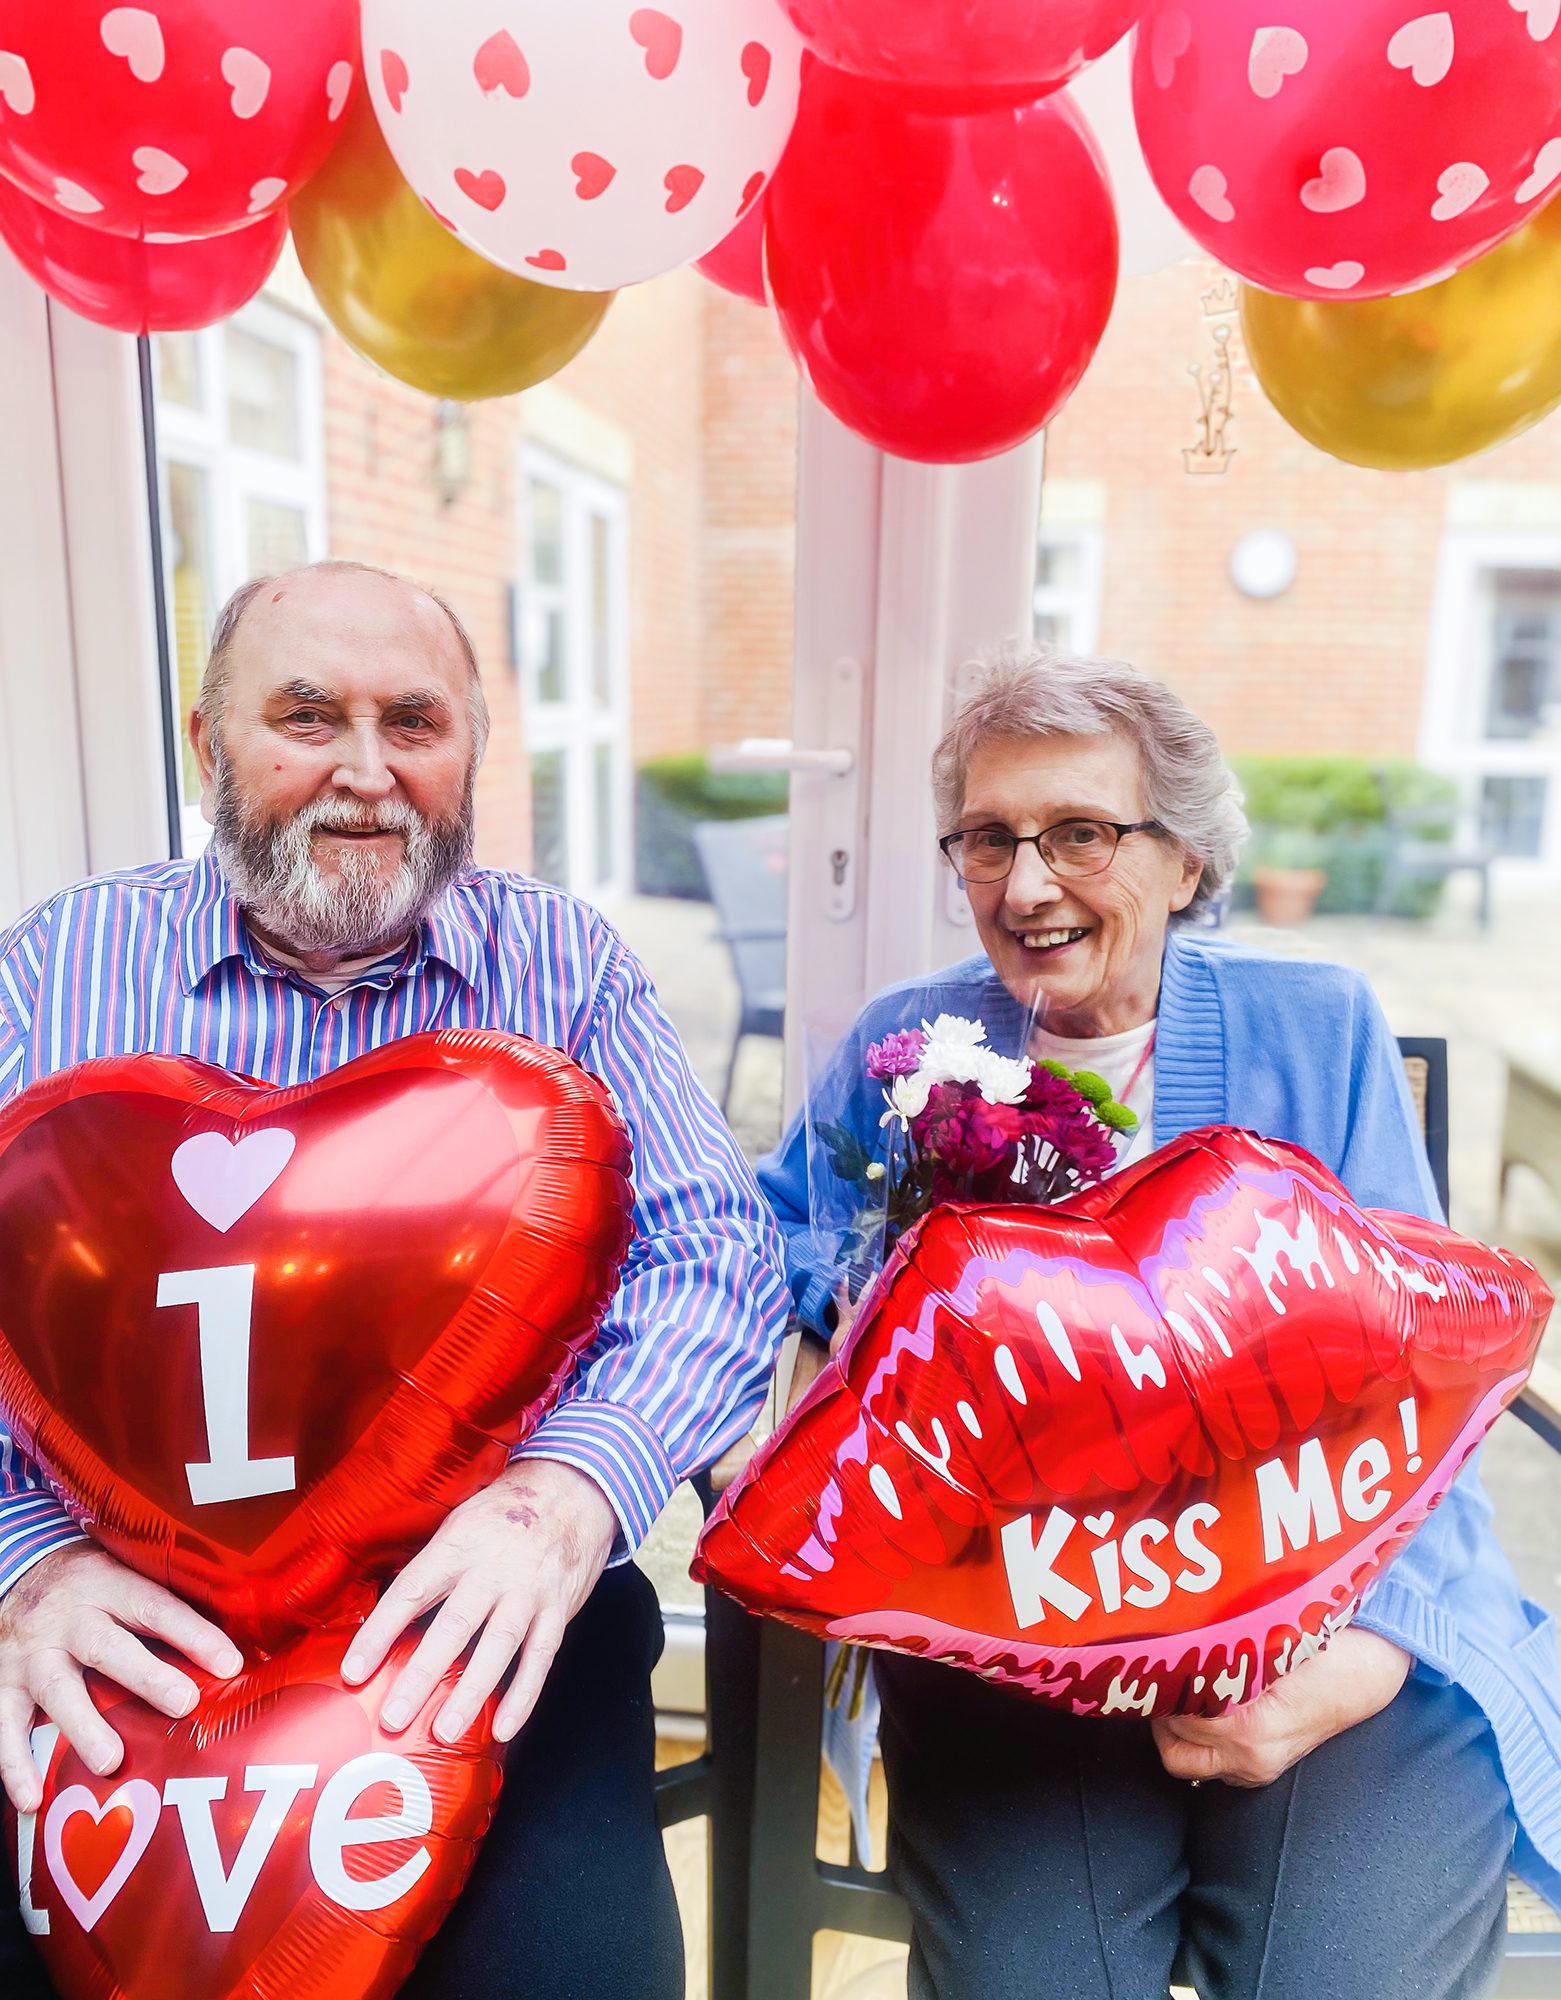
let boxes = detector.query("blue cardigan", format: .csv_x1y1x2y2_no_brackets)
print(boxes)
757,927,1561,1906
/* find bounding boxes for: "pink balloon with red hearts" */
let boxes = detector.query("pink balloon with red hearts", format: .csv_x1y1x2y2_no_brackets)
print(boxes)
360,0,804,292
0,0,358,240
1132,0,1561,301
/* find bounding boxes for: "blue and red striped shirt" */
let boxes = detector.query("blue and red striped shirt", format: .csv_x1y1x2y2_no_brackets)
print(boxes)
0,850,790,1595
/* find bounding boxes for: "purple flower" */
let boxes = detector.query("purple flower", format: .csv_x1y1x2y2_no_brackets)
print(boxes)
866,1029,928,1081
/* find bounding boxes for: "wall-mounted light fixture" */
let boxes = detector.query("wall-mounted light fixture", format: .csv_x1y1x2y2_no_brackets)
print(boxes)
433,400,472,506
1229,528,1298,600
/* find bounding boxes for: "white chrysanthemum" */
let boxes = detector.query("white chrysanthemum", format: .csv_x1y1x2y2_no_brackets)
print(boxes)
881,1071,934,1127
974,1050,1033,1106
918,1040,985,1088
922,1014,985,1047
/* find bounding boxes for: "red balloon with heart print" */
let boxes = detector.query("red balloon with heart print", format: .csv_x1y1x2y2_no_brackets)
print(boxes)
0,1031,634,1651
765,60,1119,462
0,0,358,240
1132,0,1561,301
696,1128,1552,1716
779,0,1150,105
360,0,805,291
7,1626,504,2000
0,172,285,332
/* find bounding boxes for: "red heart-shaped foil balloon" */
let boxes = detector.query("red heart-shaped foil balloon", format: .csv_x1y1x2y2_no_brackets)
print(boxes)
696,1128,1552,1715
7,1627,504,2000
0,1032,633,1649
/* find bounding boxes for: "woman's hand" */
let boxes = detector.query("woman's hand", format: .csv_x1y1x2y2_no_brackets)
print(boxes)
1151,1629,1411,1788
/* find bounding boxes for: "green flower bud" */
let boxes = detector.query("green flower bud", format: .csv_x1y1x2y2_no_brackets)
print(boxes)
1069,1070,1112,1107
1098,1101,1139,1132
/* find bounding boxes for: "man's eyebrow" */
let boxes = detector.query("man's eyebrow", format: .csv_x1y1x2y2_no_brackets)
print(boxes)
385,688,454,715
267,680,338,707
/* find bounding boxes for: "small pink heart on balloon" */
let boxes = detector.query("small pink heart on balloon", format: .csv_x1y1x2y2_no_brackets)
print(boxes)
1300,146,1366,214
1517,135,1561,202
741,41,772,106
1305,259,1366,289
737,168,766,217
1430,160,1487,221
474,28,529,98
221,46,272,120
630,8,683,80
454,166,507,211
132,145,188,196
1150,8,1192,89
0,51,36,115
247,175,287,215
572,151,617,200
1386,12,1454,87
1511,0,1560,43
52,177,103,215
664,163,704,214
1188,164,1235,223
380,47,410,114
100,8,165,83
1247,25,1308,99
527,248,568,271
326,58,353,121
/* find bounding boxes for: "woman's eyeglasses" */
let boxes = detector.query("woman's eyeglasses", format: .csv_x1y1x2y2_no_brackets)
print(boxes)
938,818,1165,884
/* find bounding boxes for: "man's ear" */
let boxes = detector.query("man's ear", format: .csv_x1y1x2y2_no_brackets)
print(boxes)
189,707,219,828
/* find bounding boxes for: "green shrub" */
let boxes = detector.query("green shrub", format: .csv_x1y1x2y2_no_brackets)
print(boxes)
635,753,790,898
1231,756,1458,917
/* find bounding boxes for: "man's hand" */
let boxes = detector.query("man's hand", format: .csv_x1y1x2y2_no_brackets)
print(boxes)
342,1459,617,1748
1152,1630,1412,1789
0,1544,244,1813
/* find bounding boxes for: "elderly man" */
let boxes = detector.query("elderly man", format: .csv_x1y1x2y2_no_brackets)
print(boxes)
0,560,789,1999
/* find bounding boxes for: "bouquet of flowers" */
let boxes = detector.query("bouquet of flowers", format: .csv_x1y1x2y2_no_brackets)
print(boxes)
818,1014,1140,1277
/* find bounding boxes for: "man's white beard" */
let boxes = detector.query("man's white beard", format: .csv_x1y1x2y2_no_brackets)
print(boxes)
211,751,475,959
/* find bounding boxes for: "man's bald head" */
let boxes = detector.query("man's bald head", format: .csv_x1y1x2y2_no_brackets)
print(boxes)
199,560,490,757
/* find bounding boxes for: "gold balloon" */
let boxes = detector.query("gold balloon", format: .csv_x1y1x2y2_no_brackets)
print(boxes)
1241,196,1561,471
291,91,612,402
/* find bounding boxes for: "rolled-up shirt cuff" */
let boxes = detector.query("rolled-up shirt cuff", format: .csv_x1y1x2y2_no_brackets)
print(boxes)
0,1496,90,1599
512,1400,679,1563
797,1267,839,1340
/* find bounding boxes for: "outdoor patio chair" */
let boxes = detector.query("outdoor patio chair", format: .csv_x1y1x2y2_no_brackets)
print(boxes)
692,816,789,1116
1374,779,1497,931
707,1037,1561,2000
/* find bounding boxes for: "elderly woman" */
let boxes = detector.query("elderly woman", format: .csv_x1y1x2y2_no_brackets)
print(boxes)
757,648,1561,2000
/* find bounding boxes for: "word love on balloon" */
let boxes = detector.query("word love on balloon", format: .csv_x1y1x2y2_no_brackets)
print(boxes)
8,1628,502,2000
697,1129,1552,1716
0,1032,633,1650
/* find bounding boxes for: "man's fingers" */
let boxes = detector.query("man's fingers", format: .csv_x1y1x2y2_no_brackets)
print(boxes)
1152,1726,1226,1784
434,1599,536,1746
32,1657,122,1778
379,1586,494,1733
122,1584,243,1680
342,1565,444,1687
78,1621,198,1720
0,1689,44,1814
493,1612,565,1745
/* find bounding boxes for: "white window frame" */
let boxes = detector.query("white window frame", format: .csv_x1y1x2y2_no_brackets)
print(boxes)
518,444,632,902
1423,530,1561,878
152,301,328,853
1033,523,1104,654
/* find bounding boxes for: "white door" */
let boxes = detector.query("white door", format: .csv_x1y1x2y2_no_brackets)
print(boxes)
518,446,632,901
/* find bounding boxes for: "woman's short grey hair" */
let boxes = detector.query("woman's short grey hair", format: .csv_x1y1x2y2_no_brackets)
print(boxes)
932,644,1248,924
199,559,491,759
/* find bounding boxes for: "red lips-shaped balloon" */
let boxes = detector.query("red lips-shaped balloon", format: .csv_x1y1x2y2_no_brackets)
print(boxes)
0,1032,634,1650
696,1128,1552,1715
6,1626,504,2000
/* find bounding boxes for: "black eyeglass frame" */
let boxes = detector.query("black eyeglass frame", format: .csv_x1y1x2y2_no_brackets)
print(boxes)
937,818,1167,882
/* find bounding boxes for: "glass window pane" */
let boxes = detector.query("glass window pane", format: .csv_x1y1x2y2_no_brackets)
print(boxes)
527,600,566,705
155,333,203,412
165,462,214,809
226,326,302,458
590,514,614,708
594,742,615,886
1035,539,1082,593
246,499,310,577
530,482,564,586
1480,775,1548,857
1488,573,1561,741
530,750,569,886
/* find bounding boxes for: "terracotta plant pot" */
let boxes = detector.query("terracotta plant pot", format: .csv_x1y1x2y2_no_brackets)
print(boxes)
1253,865,1328,927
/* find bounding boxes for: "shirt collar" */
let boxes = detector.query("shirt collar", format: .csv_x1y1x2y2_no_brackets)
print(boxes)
175,848,485,995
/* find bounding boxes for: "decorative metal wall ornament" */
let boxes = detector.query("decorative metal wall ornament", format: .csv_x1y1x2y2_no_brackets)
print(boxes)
1184,275,1241,474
